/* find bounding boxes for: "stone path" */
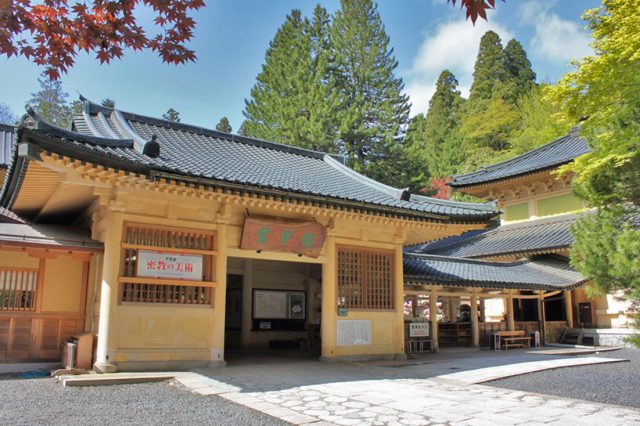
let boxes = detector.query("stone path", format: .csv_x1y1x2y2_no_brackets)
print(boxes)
168,354,640,425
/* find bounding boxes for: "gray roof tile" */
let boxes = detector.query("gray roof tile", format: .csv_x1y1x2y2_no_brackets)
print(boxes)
410,213,582,258
404,253,585,291
451,128,591,188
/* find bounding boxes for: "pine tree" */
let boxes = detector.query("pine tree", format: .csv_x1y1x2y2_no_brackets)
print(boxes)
215,116,232,133
243,7,337,152
163,108,181,123
27,77,72,128
101,98,116,108
330,0,410,184
503,39,536,104
468,31,507,103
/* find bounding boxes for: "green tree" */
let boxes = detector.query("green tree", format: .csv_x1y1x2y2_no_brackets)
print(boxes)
101,98,116,108
467,31,507,103
0,103,17,125
330,0,410,185
27,77,72,128
547,0,640,345
163,108,181,123
243,7,338,152
503,39,536,104
215,117,232,133
405,70,466,189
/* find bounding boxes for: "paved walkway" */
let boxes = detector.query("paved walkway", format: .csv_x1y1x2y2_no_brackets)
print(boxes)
168,349,640,425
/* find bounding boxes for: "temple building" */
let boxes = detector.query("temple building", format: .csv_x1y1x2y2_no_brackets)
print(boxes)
0,100,597,370
407,128,638,347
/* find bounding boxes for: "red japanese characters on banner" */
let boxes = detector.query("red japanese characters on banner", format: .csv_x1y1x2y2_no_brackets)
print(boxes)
240,216,326,258
136,250,203,280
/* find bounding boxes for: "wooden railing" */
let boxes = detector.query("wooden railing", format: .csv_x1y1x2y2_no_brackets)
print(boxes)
479,322,506,347
0,268,38,311
545,321,568,343
515,321,541,337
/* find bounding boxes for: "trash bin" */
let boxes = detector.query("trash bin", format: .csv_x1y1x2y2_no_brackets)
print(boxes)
61,341,77,369
490,333,501,351
530,331,541,347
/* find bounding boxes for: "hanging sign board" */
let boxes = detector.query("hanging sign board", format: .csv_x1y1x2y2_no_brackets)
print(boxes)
240,216,326,258
137,250,203,281
409,323,430,338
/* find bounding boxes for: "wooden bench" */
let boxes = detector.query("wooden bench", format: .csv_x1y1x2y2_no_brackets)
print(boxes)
497,330,532,349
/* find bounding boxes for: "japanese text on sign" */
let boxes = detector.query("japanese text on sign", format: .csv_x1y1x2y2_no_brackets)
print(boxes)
240,216,326,258
137,250,203,281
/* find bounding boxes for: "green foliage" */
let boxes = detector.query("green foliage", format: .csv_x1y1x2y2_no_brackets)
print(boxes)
547,0,640,343
101,98,115,108
243,7,338,153
163,108,181,123
503,39,536,104
215,116,232,133
27,77,72,128
405,70,466,189
0,102,17,125
330,0,410,184
461,96,520,153
467,31,507,103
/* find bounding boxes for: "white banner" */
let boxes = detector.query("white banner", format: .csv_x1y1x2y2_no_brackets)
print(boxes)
137,250,203,281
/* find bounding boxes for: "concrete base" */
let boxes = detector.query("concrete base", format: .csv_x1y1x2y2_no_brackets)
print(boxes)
114,360,215,372
59,372,176,387
0,362,60,374
94,362,118,374
320,352,407,362
576,328,638,347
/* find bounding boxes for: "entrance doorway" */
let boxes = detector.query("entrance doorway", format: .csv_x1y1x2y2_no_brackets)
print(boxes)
224,258,322,360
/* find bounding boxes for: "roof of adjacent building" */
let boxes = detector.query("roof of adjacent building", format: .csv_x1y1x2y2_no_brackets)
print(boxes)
0,124,14,169
410,213,582,259
451,127,591,188
2,99,498,222
0,206,25,224
403,253,586,291
0,223,102,251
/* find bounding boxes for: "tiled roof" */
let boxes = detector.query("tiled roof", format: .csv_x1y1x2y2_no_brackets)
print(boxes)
404,253,586,291
451,127,591,188
6,99,497,222
0,206,25,224
0,223,102,251
410,213,582,258
0,124,14,169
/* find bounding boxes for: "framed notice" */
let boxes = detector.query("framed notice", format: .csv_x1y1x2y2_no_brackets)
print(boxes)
288,293,305,319
137,250,203,281
252,289,306,321
337,320,371,346
409,323,430,338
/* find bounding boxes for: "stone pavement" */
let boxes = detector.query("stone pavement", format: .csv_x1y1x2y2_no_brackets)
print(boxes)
169,350,640,425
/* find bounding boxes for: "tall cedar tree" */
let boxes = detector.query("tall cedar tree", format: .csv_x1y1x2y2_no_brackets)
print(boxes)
461,31,535,164
405,70,465,190
215,117,232,133
330,0,410,185
243,7,338,153
27,77,72,128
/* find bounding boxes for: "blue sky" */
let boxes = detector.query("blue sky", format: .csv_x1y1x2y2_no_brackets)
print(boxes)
0,0,599,130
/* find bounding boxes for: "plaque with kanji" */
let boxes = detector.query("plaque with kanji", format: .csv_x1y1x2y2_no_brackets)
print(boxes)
240,216,326,258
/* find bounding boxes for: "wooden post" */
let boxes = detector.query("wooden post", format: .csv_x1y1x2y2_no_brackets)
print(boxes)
506,292,515,331
430,290,439,352
241,259,253,348
537,291,546,345
470,290,479,347
565,290,574,329
479,298,485,323
320,235,337,360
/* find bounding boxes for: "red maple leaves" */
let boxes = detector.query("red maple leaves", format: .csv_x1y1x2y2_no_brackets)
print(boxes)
447,0,504,24
0,0,204,79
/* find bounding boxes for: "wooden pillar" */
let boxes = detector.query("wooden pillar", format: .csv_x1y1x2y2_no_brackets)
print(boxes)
94,211,123,373
471,291,479,347
565,290,574,329
430,290,439,352
320,235,337,360
211,222,228,366
448,297,456,322
506,293,515,331
479,298,486,322
537,291,546,345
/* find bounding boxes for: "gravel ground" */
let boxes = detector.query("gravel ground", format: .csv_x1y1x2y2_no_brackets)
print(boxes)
487,348,640,408
0,376,288,426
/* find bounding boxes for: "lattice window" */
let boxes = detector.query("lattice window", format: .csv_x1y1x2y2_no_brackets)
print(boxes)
119,224,216,305
0,268,38,311
337,247,394,310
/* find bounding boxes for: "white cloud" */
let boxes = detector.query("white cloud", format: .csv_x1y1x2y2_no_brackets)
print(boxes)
404,18,512,116
519,0,592,65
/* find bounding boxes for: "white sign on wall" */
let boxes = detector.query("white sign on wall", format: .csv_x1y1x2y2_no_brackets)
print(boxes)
409,323,430,338
337,320,372,346
136,250,203,280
